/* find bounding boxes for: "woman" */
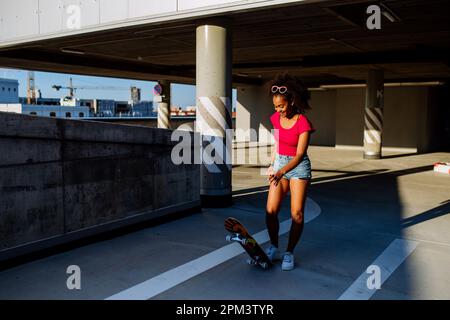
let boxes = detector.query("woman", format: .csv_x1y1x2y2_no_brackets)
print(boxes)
265,73,315,271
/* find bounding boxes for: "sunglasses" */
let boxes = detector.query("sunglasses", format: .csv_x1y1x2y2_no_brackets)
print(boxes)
271,85,288,94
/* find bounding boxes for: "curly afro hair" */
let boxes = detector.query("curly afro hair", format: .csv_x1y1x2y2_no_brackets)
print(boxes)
267,73,311,114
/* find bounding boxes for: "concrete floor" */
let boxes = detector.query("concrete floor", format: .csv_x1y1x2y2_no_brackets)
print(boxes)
0,146,449,300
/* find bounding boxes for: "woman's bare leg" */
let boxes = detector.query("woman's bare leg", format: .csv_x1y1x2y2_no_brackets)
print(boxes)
286,179,309,253
265,178,290,247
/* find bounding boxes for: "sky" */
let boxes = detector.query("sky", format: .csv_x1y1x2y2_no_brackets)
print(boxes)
0,68,236,110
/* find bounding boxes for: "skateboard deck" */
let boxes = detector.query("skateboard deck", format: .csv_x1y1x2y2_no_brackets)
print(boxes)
224,217,272,269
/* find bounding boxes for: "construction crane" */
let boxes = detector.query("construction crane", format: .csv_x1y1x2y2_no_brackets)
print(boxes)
52,77,139,102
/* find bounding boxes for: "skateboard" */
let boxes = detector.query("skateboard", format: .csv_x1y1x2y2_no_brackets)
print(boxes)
224,217,272,269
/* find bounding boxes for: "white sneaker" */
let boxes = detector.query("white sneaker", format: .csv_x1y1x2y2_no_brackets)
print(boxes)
265,244,280,262
282,252,294,271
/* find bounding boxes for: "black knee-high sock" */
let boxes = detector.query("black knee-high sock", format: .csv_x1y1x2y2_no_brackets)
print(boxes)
265,213,279,247
286,218,304,253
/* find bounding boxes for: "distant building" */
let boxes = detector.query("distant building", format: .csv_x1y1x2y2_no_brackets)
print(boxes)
0,78,19,103
0,77,157,119
0,103,90,118
115,100,130,115
185,106,196,116
131,101,153,117
0,78,89,118
19,97,60,105
130,86,141,105
60,96,82,107
94,99,115,116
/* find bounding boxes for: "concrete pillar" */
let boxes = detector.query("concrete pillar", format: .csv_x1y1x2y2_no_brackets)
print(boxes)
363,69,384,159
157,80,171,129
196,19,233,207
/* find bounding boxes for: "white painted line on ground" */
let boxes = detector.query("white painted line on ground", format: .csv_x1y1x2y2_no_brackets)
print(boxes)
338,238,419,300
105,198,321,300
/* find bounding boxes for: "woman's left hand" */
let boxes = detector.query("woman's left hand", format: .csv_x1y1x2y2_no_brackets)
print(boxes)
269,169,284,186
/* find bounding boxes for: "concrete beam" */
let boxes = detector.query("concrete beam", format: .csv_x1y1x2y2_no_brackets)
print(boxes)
0,0,305,48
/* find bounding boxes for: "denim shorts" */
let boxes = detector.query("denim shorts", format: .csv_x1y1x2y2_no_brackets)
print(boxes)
273,153,312,180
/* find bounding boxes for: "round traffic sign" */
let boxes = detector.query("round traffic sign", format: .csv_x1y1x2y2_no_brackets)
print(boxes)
153,84,162,95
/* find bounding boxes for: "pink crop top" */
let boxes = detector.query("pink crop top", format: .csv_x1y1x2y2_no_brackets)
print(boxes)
270,112,315,156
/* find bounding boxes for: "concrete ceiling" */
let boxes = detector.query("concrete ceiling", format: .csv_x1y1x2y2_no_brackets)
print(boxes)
0,0,449,86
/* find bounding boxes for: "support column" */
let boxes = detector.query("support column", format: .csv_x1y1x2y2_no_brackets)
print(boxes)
363,69,384,159
196,18,233,207
157,80,171,129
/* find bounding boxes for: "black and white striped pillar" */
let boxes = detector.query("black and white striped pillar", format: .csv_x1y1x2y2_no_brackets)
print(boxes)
157,80,171,129
196,18,233,207
363,69,384,159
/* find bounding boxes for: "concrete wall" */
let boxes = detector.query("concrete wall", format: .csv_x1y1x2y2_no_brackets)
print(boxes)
0,111,200,261
308,90,336,146
384,87,426,150
90,117,236,131
335,88,366,148
236,84,447,154
0,78,19,103
236,85,273,144
417,85,450,152
87,117,195,129
333,86,433,151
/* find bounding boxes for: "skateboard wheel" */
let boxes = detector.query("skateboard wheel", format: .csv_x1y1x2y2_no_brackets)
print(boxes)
260,262,269,269
247,258,257,265
241,238,248,246
225,235,232,242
